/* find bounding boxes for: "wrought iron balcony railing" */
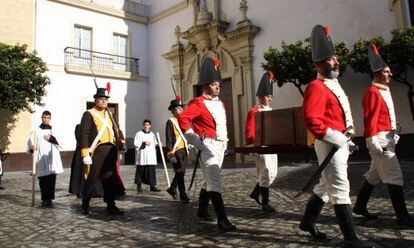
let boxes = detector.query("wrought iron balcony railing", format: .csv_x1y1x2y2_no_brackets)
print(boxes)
64,47,139,74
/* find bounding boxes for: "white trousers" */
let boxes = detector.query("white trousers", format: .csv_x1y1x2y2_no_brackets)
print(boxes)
200,138,226,193
255,154,278,187
313,139,351,205
365,131,403,186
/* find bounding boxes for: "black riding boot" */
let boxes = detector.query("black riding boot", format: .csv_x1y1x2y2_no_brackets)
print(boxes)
249,183,261,205
167,175,178,199
353,179,378,220
177,173,189,203
334,204,374,248
299,193,327,240
197,188,214,221
260,187,276,212
388,184,414,227
208,191,237,232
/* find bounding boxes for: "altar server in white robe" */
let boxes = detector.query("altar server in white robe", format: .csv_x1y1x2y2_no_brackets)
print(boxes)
28,110,63,206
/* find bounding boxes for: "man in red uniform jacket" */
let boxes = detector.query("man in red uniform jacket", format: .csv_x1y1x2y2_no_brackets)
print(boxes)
299,25,372,248
352,44,413,227
179,56,236,232
245,71,278,212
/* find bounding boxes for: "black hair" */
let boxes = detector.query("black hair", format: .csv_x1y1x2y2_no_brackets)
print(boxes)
42,110,51,116
143,119,151,125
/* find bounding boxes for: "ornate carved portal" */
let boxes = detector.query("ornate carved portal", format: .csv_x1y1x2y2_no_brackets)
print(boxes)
163,2,260,162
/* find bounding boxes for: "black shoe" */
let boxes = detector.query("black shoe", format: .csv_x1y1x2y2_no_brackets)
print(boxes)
352,207,378,220
81,204,89,215
180,195,190,204
396,215,414,227
262,204,276,213
136,184,142,193
0,185,5,190
197,211,215,222
107,205,124,216
167,187,177,199
150,186,161,192
249,183,261,205
299,222,327,240
217,219,237,232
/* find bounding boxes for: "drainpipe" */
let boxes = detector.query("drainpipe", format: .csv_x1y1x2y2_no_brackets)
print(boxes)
401,0,412,27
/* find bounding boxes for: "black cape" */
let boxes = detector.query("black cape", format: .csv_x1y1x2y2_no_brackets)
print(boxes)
68,124,103,197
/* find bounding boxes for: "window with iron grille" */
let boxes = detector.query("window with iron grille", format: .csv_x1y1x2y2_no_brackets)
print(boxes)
113,33,127,70
74,25,92,59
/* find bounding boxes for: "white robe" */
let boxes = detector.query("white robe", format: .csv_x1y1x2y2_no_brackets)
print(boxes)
27,127,64,177
134,130,158,165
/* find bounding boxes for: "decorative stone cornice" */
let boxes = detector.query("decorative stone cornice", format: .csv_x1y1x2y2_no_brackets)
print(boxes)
149,0,190,24
226,24,260,42
179,20,230,51
48,0,148,24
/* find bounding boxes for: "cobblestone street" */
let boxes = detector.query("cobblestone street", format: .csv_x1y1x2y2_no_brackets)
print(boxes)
0,161,413,247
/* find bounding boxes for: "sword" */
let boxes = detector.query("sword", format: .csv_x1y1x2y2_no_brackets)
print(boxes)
294,126,355,198
188,130,205,191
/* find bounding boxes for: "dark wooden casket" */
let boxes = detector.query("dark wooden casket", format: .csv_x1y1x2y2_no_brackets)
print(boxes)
254,107,314,147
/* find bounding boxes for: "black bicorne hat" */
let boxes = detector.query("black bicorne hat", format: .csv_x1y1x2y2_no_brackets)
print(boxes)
368,44,388,72
168,96,184,111
94,82,110,98
198,57,222,85
256,71,274,97
311,25,335,62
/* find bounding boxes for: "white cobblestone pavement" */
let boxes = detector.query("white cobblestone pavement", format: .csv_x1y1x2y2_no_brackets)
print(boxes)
0,161,413,247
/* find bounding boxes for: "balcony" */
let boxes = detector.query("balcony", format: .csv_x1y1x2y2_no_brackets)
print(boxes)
64,47,141,80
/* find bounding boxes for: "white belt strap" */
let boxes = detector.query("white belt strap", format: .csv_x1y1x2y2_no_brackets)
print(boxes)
170,117,189,154
88,110,113,154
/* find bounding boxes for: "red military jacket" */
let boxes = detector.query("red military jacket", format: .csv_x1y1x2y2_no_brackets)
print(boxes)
302,78,347,139
178,95,224,138
363,85,393,137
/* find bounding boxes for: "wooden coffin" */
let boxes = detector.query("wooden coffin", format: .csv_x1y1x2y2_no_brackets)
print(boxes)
254,107,314,146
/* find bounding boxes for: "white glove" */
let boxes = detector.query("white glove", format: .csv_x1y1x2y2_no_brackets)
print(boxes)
366,136,383,155
394,133,400,144
170,157,177,164
184,130,204,151
121,144,128,154
322,128,348,148
83,155,92,165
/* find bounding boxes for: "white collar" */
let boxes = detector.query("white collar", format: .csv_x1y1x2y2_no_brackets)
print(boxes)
256,102,271,110
317,73,339,84
202,93,219,101
372,82,390,91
